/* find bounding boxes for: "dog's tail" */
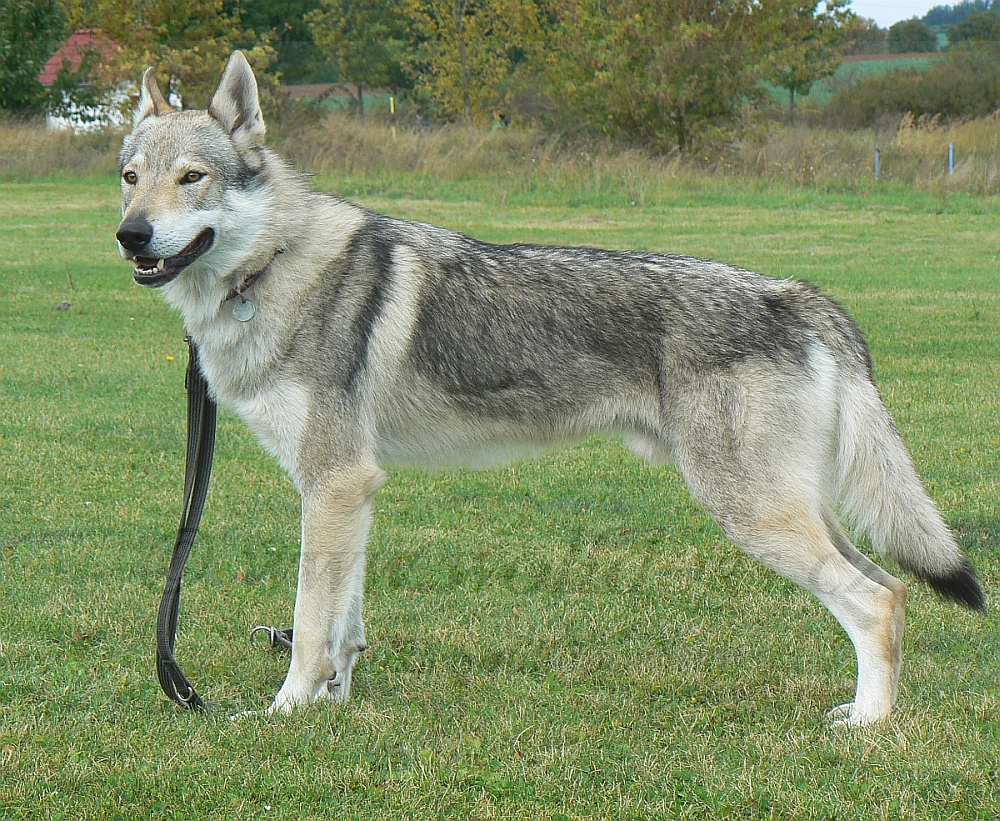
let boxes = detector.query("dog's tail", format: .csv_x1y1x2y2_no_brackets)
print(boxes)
834,368,985,611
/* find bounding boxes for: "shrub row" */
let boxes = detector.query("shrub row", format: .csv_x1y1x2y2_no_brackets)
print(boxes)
822,45,1000,128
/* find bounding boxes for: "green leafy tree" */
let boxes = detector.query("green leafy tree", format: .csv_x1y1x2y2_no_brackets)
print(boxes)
547,0,768,152
0,0,66,113
305,0,409,116
403,0,541,124
233,0,330,83
948,10,1000,43
62,0,276,109
764,0,849,112
923,1,994,28
886,19,937,53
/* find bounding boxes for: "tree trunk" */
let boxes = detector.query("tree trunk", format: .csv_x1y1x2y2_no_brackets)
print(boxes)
456,0,471,123
458,31,471,122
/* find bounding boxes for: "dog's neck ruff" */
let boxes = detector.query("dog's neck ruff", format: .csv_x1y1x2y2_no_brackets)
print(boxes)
222,247,285,320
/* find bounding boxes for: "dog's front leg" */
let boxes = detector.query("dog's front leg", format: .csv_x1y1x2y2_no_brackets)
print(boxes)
269,464,385,713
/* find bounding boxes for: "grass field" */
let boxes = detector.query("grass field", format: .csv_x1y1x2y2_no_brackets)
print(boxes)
1,174,999,819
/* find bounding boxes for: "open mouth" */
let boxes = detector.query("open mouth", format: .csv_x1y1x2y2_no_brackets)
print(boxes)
132,228,215,287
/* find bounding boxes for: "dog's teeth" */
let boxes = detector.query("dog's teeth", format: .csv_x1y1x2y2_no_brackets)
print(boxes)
157,259,165,270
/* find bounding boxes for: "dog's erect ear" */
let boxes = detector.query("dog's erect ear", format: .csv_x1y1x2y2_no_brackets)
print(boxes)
208,51,266,159
133,67,174,126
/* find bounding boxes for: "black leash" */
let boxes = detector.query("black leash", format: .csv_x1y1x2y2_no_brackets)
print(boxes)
155,337,216,710
154,337,292,711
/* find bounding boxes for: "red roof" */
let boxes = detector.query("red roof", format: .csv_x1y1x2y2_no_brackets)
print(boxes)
37,30,121,87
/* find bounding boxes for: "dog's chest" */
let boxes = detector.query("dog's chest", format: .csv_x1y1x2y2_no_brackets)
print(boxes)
224,382,310,478
200,347,311,479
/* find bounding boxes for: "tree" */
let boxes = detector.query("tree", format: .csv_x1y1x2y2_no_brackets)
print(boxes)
841,16,885,55
923,1,994,28
546,0,768,152
947,10,1000,43
305,0,409,116
403,0,541,124
61,0,276,109
764,0,849,113
234,0,342,83
0,0,66,114
886,19,937,53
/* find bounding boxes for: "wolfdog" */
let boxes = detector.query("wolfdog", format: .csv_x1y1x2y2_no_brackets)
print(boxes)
116,52,984,726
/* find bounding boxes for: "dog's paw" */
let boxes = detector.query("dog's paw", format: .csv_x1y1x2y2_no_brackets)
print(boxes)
316,670,350,704
826,702,890,728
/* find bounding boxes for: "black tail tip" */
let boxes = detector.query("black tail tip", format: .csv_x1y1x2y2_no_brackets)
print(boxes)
928,560,987,612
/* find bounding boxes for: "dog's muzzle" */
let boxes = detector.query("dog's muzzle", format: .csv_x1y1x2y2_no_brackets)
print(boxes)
116,218,215,287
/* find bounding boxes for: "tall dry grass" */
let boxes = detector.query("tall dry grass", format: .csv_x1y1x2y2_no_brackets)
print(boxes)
739,115,1000,195
277,110,1000,200
0,117,122,181
5,108,1000,198
273,114,680,206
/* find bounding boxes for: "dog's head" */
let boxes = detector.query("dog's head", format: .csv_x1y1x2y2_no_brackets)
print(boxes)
116,51,268,288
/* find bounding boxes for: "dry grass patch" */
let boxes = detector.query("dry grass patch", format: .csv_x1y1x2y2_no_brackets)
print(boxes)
0,117,121,180
8,106,1000,201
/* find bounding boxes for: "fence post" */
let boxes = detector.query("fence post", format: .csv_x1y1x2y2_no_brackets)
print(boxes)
874,146,880,180
948,142,954,174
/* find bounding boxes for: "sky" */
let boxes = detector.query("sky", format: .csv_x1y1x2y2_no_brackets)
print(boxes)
847,0,947,26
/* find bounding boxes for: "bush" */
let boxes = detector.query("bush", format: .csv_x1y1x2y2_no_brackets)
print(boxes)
887,19,937,53
947,11,1000,44
821,44,1000,127
841,17,886,55
8,93,1000,197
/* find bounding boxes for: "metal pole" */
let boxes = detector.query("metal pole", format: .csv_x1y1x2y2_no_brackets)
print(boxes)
948,142,954,174
874,146,880,180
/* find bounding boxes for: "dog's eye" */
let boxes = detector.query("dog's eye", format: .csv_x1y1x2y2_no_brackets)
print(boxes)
122,170,138,185
181,170,206,184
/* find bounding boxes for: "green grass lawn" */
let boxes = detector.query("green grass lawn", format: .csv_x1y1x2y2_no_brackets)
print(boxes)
1,175,998,819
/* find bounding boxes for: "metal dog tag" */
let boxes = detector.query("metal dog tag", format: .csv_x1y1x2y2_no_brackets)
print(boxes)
233,298,256,322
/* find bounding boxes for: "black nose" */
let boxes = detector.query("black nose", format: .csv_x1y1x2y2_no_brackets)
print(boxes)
116,218,154,253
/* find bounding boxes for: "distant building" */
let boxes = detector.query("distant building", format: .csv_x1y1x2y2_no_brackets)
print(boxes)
37,29,120,86
37,29,128,131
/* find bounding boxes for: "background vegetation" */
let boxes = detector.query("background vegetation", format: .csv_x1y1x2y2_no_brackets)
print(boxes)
0,0,916,146
4,0,1000,154
6,103,1000,197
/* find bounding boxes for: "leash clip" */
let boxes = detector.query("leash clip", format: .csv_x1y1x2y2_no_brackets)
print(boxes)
250,625,293,652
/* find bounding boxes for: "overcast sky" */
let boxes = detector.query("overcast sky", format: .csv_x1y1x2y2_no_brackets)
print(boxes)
848,0,947,26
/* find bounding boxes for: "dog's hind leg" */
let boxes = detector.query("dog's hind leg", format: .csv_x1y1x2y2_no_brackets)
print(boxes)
667,358,909,726
687,479,906,726
819,510,907,726
269,463,386,713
